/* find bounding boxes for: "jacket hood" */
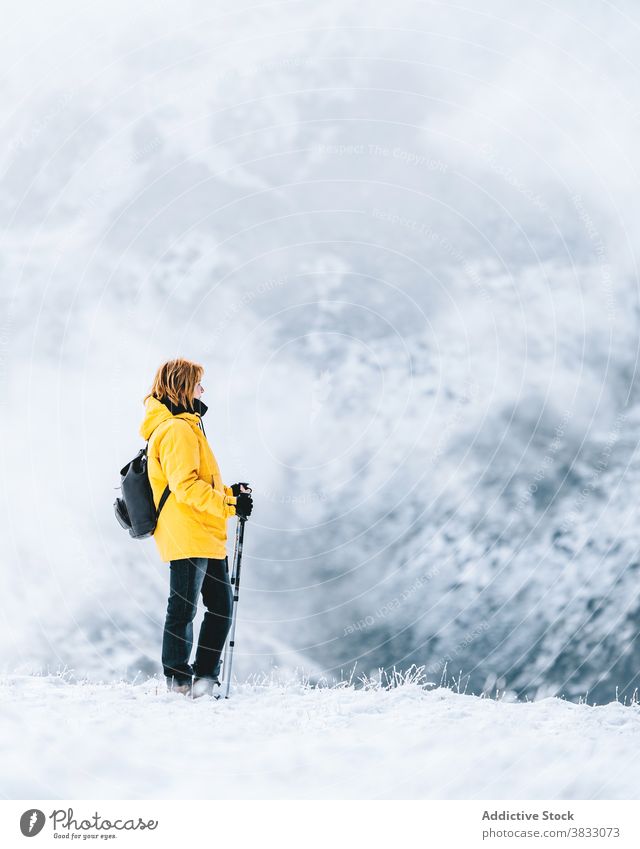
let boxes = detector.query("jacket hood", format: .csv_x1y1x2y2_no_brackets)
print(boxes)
139,396,203,441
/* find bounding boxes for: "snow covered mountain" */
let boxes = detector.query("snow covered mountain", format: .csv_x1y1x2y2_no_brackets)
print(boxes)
1,0,640,703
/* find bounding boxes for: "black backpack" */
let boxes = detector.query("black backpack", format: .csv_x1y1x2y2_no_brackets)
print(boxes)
114,445,171,539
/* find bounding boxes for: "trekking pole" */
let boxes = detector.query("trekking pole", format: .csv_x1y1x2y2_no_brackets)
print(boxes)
220,515,247,699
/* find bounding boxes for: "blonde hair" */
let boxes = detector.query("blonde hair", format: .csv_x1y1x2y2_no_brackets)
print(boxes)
144,358,204,411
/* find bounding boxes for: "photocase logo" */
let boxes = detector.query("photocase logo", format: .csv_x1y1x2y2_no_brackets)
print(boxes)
17,806,159,838
20,809,45,837
310,369,332,423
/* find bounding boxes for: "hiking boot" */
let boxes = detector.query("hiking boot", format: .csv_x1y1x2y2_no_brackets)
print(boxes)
192,676,220,699
166,676,192,696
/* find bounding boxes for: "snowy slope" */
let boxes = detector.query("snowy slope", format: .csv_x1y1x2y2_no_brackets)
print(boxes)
2,671,640,800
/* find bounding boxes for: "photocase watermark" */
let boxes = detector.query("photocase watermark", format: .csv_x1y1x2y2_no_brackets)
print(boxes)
310,369,333,423
58,514,94,596
479,143,548,213
514,408,574,513
84,135,164,212
557,411,626,534
18,806,159,839
371,207,491,302
142,55,313,115
344,565,441,635
425,620,491,675
430,379,479,465
6,86,80,159
571,193,616,322
315,142,447,172
203,277,287,353
258,485,330,505
20,809,45,837
180,54,310,97
0,298,17,407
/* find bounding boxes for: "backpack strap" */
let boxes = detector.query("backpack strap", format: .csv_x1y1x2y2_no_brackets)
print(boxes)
145,429,172,520
156,485,171,519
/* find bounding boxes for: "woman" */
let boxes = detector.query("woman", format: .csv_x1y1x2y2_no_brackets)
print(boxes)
139,358,253,698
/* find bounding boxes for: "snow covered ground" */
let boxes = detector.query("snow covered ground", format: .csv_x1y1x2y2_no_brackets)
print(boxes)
2,671,639,800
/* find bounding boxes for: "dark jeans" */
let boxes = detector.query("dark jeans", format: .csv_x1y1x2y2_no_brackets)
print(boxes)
162,556,233,685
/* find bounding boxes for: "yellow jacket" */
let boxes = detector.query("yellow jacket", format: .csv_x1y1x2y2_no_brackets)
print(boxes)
139,396,237,562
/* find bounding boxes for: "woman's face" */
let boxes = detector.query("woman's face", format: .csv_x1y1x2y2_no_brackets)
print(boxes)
194,380,204,399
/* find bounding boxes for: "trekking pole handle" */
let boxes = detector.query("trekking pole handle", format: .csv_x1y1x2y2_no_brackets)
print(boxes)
234,486,252,520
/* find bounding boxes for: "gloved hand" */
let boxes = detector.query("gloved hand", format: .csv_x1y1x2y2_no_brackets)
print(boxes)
231,482,252,497
235,491,253,518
